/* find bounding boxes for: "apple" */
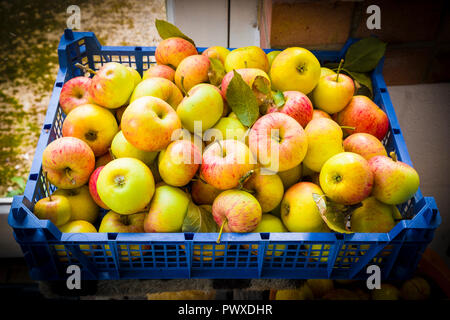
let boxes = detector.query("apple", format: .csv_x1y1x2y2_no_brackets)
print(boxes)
278,164,302,190
99,210,145,233
191,179,223,205
201,46,230,64
155,37,198,69
320,67,336,78
143,64,175,82
243,169,284,213
319,152,373,205
270,47,321,94
303,118,344,172
312,73,355,114
174,55,210,92
34,194,71,227
144,185,190,232
126,66,142,88
266,91,313,128
267,50,281,68
95,152,113,168
368,155,420,205
89,62,135,109
205,116,248,145
111,130,158,165
200,139,256,190
59,220,97,233
371,283,400,300
176,83,223,133
42,137,95,189
343,132,387,161
121,96,181,152
212,190,262,232
312,109,332,120
224,46,269,73
249,112,308,172
129,77,183,109
247,213,287,256
350,197,397,233
62,103,119,156
53,185,100,224
335,95,389,140
97,157,155,215
305,279,334,299
281,182,328,232
88,166,109,210
158,140,201,187
59,76,93,115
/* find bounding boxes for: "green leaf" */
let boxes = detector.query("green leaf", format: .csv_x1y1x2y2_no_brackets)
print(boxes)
208,57,226,86
341,68,373,98
272,91,285,107
312,193,361,234
6,189,22,197
225,70,260,127
182,201,218,233
253,76,271,95
155,19,195,46
344,37,387,73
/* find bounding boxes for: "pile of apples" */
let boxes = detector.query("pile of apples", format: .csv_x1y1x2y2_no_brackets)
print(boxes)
34,35,420,247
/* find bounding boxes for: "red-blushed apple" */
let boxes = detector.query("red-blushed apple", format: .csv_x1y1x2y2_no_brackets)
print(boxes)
53,185,100,224
97,157,155,215
121,96,181,152
110,130,158,165
319,152,373,205
62,103,119,156
34,194,71,227
224,46,270,73
312,109,332,120
89,62,135,109
59,76,93,115
336,95,389,140
155,37,198,69
212,189,262,233
95,152,113,168
200,139,256,190
88,166,110,210
158,139,201,187
42,137,95,189
243,169,284,213
312,73,355,114
129,77,183,109
266,91,313,128
190,179,223,205
343,132,387,161
368,154,420,205
143,64,175,82
174,54,210,92
201,46,230,64
249,113,308,172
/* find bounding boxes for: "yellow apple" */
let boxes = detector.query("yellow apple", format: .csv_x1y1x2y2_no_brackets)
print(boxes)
224,46,269,73
111,131,158,166
53,185,99,224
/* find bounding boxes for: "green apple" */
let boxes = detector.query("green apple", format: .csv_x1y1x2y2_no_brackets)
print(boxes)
177,83,223,133
270,47,321,94
303,118,344,172
312,73,355,114
53,185,99,224
267,50,281,68
343,132,387,161
369,155,420,205
224,46,269,73
144,185,190,232
34,194,71,227
243,170,284,213
206,116,248,145
111,130,158,165
350,197,397,232
129,77,183,109
278,164,302,190
97,157,155,215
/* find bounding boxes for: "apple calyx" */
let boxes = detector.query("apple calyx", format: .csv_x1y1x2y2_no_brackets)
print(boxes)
84,130,98,141
74,62,96,76
389,151,398,162
119,214,131,226
333,174,343,183
335,59,344,82
65,167,76,185
114,175,126,187
296,63,307,74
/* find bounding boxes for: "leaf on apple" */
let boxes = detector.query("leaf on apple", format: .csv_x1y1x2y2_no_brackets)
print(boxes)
272,91,285,107
342,69,373,98
182,201,218,233
312,193,361,234
208,57,226,86
155,19,196,46
225,70,260,127
343,37,387,73
253,76,271,95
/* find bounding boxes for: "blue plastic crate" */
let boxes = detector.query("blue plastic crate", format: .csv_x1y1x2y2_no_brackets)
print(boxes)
8,30,441,281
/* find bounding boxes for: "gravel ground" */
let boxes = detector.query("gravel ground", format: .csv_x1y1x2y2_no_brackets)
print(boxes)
0,0,166,196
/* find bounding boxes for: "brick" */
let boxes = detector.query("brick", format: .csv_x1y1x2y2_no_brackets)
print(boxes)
270,1,354,49
353,0,444,44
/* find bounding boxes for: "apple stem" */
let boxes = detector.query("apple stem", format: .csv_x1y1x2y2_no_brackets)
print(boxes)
340,126,356,131
74,63,97,75
44,171,52,201
238,169,255,189
336,59,344,82
389,151,398,162
216,219,226,244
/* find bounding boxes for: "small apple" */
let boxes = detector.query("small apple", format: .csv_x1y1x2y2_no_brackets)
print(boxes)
212,190,262,233
143,64,176,82
243,169,284,213
312,109,332,120
249,112,308,172
89,62,135,109
111,130,158,165
129,77,183,109
53,185,100,224
200,139,256,190
201,46,230,64
174,54,210,92
97,157,155,215
99,210,145,233
277,164,302,190
59,76,93,115
319,152,373,205
42,137,95,189
62,103,119,156
270,47,321,94
144,185,190,232
312,73,355,114
155,37,198,69
190,179,223,205
121,96,181,152
351,197,397,232
266,91,313,128
88,166,109,210
368,154,420,205
224,46,269,73
343,132,387,161
34,194,71,227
